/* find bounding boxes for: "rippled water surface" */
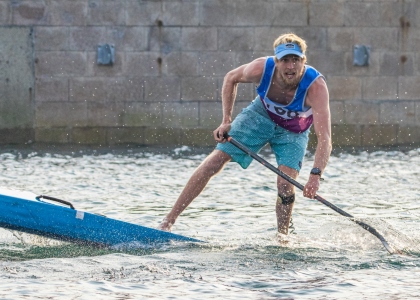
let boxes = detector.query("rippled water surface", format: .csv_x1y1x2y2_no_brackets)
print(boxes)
1,145,420,299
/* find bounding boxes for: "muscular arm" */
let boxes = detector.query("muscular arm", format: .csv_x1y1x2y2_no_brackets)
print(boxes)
303,77,332,198
214,57,265,141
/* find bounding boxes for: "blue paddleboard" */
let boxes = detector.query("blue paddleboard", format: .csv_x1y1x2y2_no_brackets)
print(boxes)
0,189,202,246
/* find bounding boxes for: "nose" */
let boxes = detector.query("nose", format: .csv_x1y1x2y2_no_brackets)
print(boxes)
286,61,295,68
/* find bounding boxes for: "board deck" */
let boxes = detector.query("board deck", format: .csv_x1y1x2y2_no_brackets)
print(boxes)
0,189,202,246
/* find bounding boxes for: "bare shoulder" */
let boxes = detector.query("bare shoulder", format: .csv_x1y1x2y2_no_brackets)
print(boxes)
306,76,329,108
243,57,266,78
227,57,266,84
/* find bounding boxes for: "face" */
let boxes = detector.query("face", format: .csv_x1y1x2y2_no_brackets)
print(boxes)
275,55,305,87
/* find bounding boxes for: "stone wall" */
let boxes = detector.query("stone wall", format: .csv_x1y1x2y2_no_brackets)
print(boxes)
1,0,419,149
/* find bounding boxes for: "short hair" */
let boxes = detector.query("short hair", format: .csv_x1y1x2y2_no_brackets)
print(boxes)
273,33,307,62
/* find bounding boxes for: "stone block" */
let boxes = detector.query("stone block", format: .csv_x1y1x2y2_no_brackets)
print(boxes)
123,102,162,127
253,27,292,52
234,0,275,26
379,1,404,27
218,28,255,52
126,0,162,26
35,102,88,127
328,76,362,101
70,77,144,102
35,77,69,102
49,0,87,26
403,0,420,29
397,126,420,146
307,51,345,76
361,124,398,147
362,77,398,101
35,51,88,77
215,78,255,102
125,52,161,77
344,101,380,125
327,28,354,52
398,77,420,100
417,102,420,125
329,100,344,125
0,128,34,144
354,28,399,52
162,1,199,26
380,101,416,125
272,2,307,26
87,101,125,127
199,52,236,77
0,1,11,24
416,53,420,76
344,2,381,27
0,27,34,129
109,26,148,52
69,26,106,51
144,77,181,102
331,124,362,147
181,27,217,51
236,82,255,102
181,128,215,147
87,0,125,26
34,27,69,51
181,77,218,101
11,0,48,25
35,127,70,143
71,127,107,145
106,127,144,145
144,127,181,145
149,27,182,53
254,27,327,53
201,0,235,26
164,52,199,77
235,51,267,66
379,53,414,77
310,1,345,26
199,102,223,128
161,102,199,128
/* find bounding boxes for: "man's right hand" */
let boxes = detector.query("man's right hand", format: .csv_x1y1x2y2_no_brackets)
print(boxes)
213,123,231,143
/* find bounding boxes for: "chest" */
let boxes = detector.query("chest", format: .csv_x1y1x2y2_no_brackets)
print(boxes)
265,82,296,106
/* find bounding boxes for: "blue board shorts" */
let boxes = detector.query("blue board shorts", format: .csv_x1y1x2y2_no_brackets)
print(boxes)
216,98,310,171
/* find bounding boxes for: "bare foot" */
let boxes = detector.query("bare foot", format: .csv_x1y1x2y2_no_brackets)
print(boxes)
276,232,290,245
157,218,173,232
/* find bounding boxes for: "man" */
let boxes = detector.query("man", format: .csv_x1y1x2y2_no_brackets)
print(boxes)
159,33,332,234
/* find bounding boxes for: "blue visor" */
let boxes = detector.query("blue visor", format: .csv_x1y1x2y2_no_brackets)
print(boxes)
274,42,304,59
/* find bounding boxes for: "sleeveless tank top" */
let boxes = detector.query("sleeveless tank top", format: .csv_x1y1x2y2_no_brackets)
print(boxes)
256,56,324,133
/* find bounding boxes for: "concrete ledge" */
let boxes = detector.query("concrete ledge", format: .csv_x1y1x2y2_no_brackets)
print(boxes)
0,128,34,144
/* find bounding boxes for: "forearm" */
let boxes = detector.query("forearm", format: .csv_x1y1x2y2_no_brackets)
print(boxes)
221,77,238,124
312,134,332,172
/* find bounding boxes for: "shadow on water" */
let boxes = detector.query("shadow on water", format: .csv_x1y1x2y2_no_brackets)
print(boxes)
0,228,210,261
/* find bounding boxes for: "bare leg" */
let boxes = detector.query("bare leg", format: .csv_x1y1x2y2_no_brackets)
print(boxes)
276,165,298,235
158,150,231,231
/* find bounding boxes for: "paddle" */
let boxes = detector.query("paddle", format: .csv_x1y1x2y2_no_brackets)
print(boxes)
223,133,398,254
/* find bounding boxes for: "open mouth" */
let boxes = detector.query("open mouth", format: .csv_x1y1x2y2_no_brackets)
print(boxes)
285,72,296,79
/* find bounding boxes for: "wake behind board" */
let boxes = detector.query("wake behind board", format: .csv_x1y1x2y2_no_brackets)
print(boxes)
0,189,202,246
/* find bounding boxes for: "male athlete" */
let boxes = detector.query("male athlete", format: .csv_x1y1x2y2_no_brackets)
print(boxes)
159,33,332,234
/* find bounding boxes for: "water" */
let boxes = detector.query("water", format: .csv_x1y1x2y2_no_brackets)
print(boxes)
1,145,420,299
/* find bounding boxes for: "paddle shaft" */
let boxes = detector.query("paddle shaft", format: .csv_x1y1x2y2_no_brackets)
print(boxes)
224,134,395,254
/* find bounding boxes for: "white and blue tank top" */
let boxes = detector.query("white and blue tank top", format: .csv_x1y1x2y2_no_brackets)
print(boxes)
256,56,325,134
